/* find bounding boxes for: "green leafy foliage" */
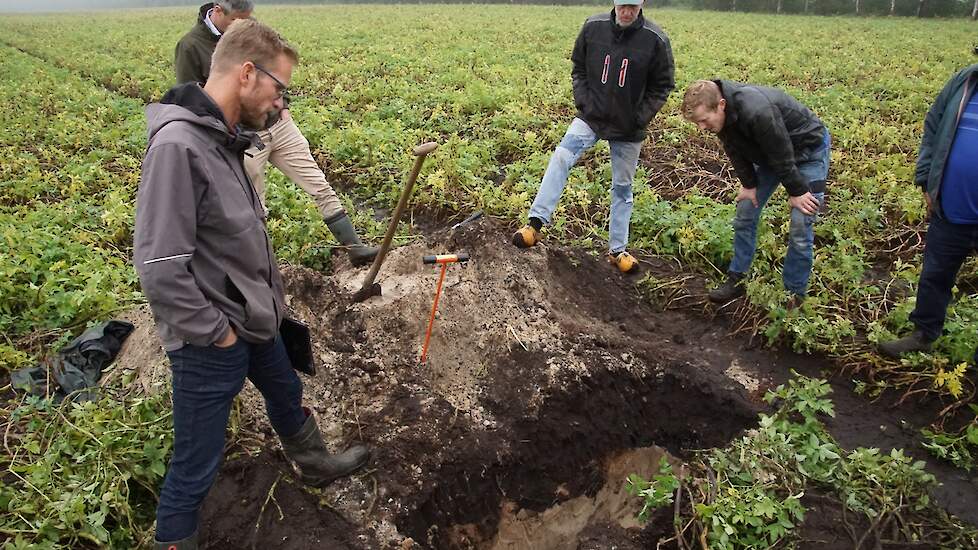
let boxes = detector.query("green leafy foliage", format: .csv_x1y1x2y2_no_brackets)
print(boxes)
0,393,173,548
631,373,977,548
922,405,978,472
626,456,681,522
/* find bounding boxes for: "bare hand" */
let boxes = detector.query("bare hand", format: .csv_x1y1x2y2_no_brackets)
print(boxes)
924,191,932,221
735,186,758,207
215,327,238,348
788,192,819,216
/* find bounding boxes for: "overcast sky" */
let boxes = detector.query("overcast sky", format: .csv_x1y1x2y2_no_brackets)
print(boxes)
0,0,201,12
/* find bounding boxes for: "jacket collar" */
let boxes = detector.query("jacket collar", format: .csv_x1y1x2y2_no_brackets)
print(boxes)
194,3,220,42
715,79,740,128
158,82,257,152
610,9,644,37
203,7,221,37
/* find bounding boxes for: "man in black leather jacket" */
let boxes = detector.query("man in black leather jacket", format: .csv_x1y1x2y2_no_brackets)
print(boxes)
682,79,831,308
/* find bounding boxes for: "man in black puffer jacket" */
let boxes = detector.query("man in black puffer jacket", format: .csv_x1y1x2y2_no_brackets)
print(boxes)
513,0,674,274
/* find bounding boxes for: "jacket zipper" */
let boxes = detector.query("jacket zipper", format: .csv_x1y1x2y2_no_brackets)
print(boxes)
225,151,281,332
955,77,973,128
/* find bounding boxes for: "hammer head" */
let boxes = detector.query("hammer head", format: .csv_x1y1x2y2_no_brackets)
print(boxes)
352,282,382,303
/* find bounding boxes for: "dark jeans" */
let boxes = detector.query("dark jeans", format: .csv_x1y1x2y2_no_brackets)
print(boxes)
910,216,978,342
155,336,306,542
728,130,831,296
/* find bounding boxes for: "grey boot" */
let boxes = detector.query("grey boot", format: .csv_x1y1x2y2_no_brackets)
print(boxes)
325,213,379,267
280,414,370,488
879,330,933,358
154,529,197,550
708,272,746,303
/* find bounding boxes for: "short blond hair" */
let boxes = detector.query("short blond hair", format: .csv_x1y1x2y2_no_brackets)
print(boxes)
681,80,723,119
210,19,298,76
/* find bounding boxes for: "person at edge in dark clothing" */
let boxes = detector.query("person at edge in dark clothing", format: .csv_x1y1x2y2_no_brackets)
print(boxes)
512,0,674,274
139,19,369,550
880,63,978,362
682,79,831,310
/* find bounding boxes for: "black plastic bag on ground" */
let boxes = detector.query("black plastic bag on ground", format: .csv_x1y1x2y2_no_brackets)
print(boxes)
10,320,135,402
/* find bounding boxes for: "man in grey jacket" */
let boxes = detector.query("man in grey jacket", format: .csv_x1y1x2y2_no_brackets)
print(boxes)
137,19,369,550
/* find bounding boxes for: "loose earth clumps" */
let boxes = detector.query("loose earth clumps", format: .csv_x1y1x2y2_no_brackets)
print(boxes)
115,217,977,549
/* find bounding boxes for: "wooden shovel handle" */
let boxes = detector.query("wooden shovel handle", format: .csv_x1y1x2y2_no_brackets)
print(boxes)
356,142,439,296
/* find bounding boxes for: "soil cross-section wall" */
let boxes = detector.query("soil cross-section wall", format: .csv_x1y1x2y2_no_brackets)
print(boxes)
276,218,760,548
107,217,978,548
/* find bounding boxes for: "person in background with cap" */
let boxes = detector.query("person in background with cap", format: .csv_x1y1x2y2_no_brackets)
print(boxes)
175,1,378,268
512,0,674,274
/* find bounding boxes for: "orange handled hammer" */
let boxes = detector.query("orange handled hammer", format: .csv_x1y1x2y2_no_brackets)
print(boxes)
420,252,470,365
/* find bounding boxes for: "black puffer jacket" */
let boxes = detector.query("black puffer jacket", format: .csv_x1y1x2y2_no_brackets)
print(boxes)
571,10,674,142
715,80,826,197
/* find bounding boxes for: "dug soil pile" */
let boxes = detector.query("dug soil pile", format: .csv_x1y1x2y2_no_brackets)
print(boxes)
117,216,978,549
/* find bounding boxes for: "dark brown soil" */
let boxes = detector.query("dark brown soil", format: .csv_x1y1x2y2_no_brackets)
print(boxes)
199,451,378,549
795,492,872,550
142,216,977,550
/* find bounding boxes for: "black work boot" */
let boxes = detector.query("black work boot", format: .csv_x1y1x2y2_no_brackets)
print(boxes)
879,330,933,359
280,414,370,488
708,272,746,303
325,213,379,267
154,529,197,550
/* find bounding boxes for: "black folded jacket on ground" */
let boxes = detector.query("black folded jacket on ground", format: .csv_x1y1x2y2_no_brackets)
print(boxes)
11,320,135,402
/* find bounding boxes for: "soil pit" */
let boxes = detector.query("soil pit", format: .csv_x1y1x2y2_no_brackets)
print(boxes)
113,216,977,549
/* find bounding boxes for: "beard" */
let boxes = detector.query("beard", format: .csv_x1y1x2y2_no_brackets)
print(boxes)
240,101,277,131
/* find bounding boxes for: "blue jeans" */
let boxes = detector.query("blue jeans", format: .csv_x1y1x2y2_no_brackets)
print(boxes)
529,118,643,254
729,131,831,296
909,215,978,342
155,336,306,542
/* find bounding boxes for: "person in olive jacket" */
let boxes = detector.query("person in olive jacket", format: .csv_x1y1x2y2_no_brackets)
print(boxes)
174,2,252,86
880,63,978,360
175,1,378,267
682,79,831,308
513,0,674,274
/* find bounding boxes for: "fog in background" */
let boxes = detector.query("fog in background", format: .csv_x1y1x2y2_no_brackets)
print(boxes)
0,0,206,12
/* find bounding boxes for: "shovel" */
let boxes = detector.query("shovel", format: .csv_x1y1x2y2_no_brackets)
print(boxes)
352,141,439,302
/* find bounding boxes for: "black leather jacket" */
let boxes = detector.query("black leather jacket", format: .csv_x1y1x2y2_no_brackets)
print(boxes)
716,80,826,196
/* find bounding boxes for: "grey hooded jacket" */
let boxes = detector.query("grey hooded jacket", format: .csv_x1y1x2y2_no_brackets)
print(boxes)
134,83,284,352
